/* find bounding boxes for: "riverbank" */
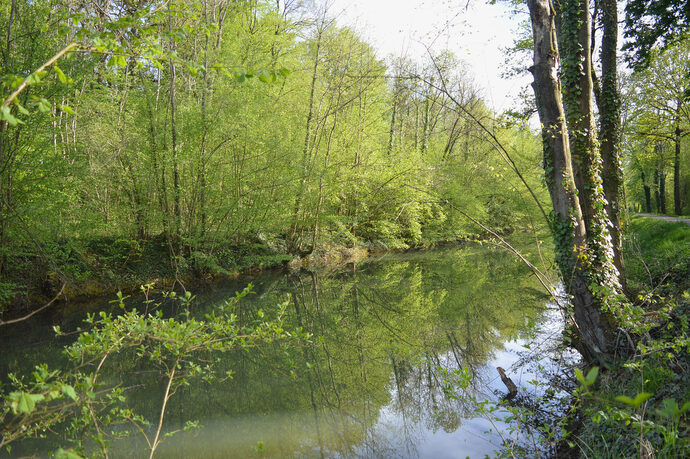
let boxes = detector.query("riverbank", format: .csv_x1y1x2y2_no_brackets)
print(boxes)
560,215,690,456
1,231,496,315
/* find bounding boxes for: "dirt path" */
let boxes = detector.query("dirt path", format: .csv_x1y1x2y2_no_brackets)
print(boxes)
637,213,690,225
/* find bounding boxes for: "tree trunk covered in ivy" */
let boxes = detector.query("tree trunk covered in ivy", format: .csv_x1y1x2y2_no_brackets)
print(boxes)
526,0,619,364
599,0,625,284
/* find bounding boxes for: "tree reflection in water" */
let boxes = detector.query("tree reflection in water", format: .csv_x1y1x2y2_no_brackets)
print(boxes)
3,246,557,458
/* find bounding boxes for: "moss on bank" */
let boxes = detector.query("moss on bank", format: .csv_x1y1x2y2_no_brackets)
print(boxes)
1,234,295,311
0,222,509,314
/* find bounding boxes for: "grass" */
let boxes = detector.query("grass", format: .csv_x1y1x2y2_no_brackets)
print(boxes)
625,215,690,294
569,215,690,458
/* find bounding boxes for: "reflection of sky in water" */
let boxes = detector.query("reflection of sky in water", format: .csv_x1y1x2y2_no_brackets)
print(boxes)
147,309,571,458
2,248,572,458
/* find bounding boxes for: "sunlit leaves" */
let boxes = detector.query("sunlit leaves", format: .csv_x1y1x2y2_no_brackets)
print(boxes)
575,366,599,388
0,107,20,126
54,449,83,459
614,392,652,409
53,65,67,84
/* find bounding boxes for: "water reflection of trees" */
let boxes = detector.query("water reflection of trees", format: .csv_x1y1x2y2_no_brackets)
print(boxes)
122,248,548,457
136,248,548,458
4,247,549,458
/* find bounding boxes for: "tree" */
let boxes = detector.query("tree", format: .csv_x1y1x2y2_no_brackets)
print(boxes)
623,0,690,70
598,0,625,279
526,0,623,364
623,42,690,216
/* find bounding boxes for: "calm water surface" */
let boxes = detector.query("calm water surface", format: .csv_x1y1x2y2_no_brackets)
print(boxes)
1,245,565,458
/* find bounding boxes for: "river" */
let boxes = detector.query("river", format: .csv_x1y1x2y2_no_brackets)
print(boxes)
1,244,572,458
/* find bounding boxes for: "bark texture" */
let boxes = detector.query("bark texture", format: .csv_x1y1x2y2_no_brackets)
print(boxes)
527,0,615,364
675,123,682,215
599,0,625,283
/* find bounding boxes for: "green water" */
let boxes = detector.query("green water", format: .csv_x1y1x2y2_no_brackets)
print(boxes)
1,245,561,458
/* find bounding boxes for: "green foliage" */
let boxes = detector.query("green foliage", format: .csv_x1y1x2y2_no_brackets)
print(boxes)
1,285,304,456
623,0,690,69
625,216,690,293
0,0,549,307
567,215,690,457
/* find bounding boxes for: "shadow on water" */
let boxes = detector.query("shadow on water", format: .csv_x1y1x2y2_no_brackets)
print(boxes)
1,245,571,458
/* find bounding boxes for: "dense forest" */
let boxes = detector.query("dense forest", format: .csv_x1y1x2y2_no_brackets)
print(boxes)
0,0,547,307
1,0,689,457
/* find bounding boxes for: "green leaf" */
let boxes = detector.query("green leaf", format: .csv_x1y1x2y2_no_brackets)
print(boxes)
680,401,690,414
37,98,51,113
61,384,77,401
657,399,679,418
0,106,20,126
584,366,599,386
15,103,29,115
26,73,42,85
574,368,585,385
10,391,44,414
55,448,83,459
615,392,651,408
258,70,270,83
59,104,75,115
54,65,67,83
11,76,24,89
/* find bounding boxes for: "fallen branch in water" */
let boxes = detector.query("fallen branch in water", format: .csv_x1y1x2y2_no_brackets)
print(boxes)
0,283,65,326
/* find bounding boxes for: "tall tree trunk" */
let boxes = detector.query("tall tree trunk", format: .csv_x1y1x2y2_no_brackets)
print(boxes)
599,0,625,284
167,12,181,249
654,168,661,212
289,23,323,253
420,77,432,155
641,170,652,213
0,0,17,274
527,0,615,364
660,168,667,214
674,122,682,215
170,61,181,243
387,95,397,154
560,0,622,290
